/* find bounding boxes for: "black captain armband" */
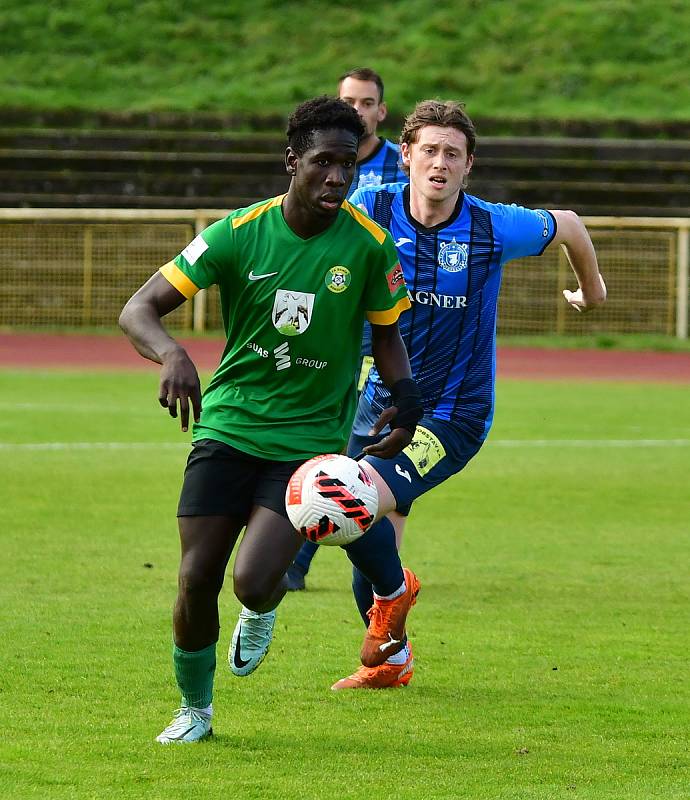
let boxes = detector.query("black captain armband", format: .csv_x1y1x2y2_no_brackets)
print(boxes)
390,378,424,434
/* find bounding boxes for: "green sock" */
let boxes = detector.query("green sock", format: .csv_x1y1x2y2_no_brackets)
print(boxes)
173,641,216,709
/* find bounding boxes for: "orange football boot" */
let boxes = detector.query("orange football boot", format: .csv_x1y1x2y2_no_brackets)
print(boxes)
332,647,415,690
360,567,420,668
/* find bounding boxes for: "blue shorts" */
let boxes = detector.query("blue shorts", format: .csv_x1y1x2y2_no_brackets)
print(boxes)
347,397,484,515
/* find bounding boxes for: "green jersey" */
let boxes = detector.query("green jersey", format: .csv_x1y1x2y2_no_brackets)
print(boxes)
161,195,410,460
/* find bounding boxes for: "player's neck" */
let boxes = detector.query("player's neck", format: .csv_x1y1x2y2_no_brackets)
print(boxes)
409,186,461,228
282,191,335,239
357,134,381,162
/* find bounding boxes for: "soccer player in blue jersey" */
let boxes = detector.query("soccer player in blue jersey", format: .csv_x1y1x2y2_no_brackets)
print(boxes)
330,99,607,690
286,68,409,591
339,67,408,199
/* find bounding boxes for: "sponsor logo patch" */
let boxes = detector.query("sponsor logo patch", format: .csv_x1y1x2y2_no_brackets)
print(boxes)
386,263,405,295
247,341,269,358
248,269,278,281
273,341,291,371
325,266,351,294
403,426,446,477
536,210,551,238
413,290,467,309
295,357,328,369
272,289,315,336
181,235,209,266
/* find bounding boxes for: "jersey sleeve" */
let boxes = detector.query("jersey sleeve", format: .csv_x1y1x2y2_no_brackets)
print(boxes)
363,232,411,325
499,205,557,264
159,217,232,298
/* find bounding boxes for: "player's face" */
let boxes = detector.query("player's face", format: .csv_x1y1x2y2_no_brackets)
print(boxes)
286,129,359,218
338,77,387,138
401,125,474,204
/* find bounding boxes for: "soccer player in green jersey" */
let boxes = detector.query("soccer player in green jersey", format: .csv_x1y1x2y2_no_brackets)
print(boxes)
119,96,423,744
286,67,409,592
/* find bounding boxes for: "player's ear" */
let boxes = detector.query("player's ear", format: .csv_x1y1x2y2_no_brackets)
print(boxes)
465,153,474,176
285,147,298,176
377,101,387,123
400,142,411,167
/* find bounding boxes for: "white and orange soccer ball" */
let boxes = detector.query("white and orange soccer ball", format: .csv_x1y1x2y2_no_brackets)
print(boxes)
285,454,379,546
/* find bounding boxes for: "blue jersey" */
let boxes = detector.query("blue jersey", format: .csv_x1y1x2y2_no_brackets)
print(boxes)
347,139,407,201
350,182,557,440
351,140,407,358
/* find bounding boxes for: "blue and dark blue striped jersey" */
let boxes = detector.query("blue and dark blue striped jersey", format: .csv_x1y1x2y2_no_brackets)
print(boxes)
350,182,557,440
347,139,407,200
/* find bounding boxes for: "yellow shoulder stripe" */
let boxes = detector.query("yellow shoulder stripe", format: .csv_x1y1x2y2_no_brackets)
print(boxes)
366,295,412,325
160,261,200,299
232,195,285,229
341,200,387,244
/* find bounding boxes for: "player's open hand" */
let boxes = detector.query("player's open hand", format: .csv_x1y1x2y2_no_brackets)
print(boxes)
563,273,607,313
158,348,202,432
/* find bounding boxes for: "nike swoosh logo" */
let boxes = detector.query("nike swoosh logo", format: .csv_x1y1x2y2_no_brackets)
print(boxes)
248,270,278,281
394,237,413,248
395,464,412,483
379,633,402,653
233,625,251,668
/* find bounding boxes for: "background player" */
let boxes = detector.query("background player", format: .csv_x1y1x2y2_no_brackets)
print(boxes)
338,67,408,199
119,97,423,741
287,67,408,591
331,99,607,689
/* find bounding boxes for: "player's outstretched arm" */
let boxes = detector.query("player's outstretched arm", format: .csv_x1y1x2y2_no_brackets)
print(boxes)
549,209,607,313
119,271,202,432
366,322,423,458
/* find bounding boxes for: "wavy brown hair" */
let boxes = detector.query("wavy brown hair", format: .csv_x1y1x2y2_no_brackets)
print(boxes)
400,100,476,156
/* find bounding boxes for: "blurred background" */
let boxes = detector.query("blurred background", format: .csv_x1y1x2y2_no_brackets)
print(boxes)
1,0,689,345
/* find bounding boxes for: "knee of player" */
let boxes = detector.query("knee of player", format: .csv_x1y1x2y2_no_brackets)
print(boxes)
178,562,224,599
233,572,273,611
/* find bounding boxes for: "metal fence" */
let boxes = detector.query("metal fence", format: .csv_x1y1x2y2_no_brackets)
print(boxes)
0,209,688,339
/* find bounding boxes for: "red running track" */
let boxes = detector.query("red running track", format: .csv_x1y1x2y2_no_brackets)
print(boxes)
0,333,689,382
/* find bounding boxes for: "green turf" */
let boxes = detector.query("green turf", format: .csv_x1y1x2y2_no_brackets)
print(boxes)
1,369,688,799
496,334,690,353
2,1,690,122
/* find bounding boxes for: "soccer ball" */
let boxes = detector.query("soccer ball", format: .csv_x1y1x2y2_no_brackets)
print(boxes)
285,454,379,546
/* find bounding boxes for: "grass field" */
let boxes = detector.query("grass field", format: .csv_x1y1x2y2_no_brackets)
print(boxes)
1,369,688,799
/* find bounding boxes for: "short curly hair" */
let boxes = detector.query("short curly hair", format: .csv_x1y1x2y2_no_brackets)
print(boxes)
286,96,365,157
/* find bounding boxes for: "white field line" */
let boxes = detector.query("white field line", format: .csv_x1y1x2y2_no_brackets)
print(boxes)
0,439,689,452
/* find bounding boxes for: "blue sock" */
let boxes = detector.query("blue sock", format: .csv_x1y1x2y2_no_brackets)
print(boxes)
352,566,373,626
343,516,403,598
293,540,319,575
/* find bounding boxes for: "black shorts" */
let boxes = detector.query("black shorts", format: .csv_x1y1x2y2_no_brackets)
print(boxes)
177,438,306,523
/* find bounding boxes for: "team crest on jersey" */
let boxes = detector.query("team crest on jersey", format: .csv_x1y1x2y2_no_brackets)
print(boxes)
325,266,351,294
358,170,383,189
272,289,315,336
438,238,468,272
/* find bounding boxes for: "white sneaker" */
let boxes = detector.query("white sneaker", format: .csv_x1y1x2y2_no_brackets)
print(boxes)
155,706,213,744
229,607,276,676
